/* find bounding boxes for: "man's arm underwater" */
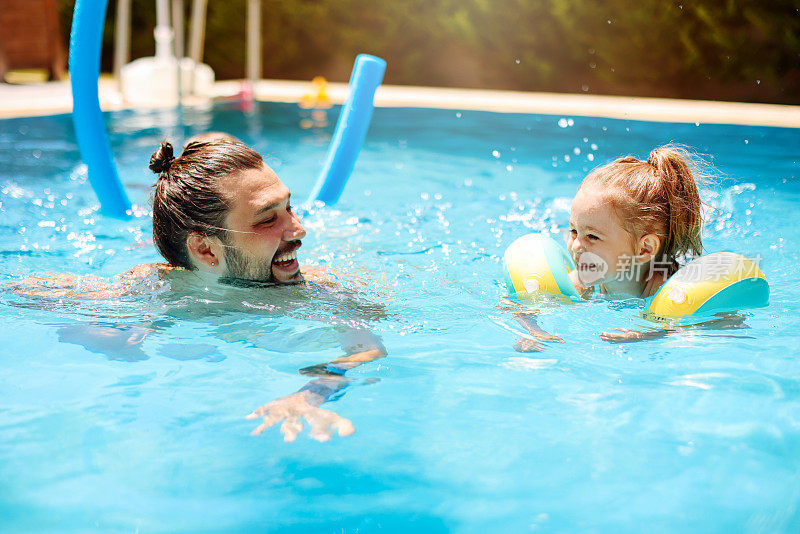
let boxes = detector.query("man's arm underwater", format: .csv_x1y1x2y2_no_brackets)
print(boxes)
7,263,389,442
246,376,357,442
247,322,387,442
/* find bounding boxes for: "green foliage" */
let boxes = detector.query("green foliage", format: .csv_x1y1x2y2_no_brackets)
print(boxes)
57,0,800,103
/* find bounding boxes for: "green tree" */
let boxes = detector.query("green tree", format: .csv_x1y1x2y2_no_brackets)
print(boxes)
56,0,800,104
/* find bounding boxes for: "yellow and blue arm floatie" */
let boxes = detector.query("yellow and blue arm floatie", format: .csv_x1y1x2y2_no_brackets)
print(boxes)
643,252,769,323
502,233,581,301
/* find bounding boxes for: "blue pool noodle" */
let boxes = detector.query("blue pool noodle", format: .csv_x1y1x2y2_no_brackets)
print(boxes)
307,54,386,205
69,0,132,219
71,0,379,215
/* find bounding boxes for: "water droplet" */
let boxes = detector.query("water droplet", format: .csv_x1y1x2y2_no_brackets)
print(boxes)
558,118,569,128
492,150,501,158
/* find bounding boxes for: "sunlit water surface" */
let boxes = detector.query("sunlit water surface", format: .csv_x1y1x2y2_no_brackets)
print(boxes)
1,102,799,532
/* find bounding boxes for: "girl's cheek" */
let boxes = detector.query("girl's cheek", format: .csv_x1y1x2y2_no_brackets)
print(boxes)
567,236,575,249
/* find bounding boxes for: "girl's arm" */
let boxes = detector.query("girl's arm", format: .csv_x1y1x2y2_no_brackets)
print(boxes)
600,313,749,343
496,297,564,352
517,313,563,341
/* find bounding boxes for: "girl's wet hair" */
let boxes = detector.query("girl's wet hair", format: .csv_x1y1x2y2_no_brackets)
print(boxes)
149,138,263,268
580,144,704,272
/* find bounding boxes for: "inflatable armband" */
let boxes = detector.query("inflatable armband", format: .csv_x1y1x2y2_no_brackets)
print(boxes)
502,233,581,300
502,235,769,322
643,252,769,323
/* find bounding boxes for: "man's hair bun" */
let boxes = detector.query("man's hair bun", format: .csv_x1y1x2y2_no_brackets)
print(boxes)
149,141,175,174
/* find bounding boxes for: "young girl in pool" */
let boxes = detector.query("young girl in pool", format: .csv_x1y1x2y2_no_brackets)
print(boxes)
567,144,703,298
512,144,739,350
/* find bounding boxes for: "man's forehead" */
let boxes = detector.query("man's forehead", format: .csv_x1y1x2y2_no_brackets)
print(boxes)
223,165,290,206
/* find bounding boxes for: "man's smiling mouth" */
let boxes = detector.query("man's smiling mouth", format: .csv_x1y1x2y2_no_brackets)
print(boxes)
273,249,298,263
272,242,301,268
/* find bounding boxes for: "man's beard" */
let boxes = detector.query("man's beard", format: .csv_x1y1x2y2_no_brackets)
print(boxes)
222,244,274,284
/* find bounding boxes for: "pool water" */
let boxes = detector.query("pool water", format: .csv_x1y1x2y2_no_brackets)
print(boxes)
1,102,799,532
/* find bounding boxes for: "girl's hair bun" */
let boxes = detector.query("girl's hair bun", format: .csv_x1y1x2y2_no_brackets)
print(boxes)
646,146,678,172
149,141,175,174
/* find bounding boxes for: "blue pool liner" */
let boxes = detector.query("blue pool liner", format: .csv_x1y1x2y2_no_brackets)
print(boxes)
69,0,133,219
306,54,386,205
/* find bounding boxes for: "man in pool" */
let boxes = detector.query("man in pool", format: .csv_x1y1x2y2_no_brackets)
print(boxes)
8,135,387,443
148,137,306,284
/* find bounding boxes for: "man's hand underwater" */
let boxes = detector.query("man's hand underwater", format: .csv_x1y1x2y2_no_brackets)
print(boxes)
247,390,355,442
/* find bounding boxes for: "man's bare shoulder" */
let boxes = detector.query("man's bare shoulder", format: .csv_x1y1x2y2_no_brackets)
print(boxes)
5,263,183,300
116,263,183,281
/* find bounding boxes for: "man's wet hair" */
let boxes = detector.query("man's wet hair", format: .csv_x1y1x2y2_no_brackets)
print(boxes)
182,131,242,147
149,137,263,268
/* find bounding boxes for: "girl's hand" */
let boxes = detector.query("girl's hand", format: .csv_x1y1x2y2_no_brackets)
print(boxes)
529,331,564,343
514,338,546,352
600,314,748,344
599,328,668,343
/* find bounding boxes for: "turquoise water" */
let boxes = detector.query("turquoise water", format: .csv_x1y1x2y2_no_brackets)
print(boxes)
1,102,799,532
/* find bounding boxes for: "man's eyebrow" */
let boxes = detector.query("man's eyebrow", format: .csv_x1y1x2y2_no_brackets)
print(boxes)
254,194,290,216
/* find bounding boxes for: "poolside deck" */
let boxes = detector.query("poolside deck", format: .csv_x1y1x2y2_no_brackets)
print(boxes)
1,77,799,128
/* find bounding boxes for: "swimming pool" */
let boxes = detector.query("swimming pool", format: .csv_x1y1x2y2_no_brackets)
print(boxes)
1,101,799,531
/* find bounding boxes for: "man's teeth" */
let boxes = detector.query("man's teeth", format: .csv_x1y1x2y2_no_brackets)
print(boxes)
273,250,297,263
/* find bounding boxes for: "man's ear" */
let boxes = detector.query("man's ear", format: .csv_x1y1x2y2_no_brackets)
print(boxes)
635,234,661,263
186,232,224,271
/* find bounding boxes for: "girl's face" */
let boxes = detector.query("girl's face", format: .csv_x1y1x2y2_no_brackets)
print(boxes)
568,186,638,287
